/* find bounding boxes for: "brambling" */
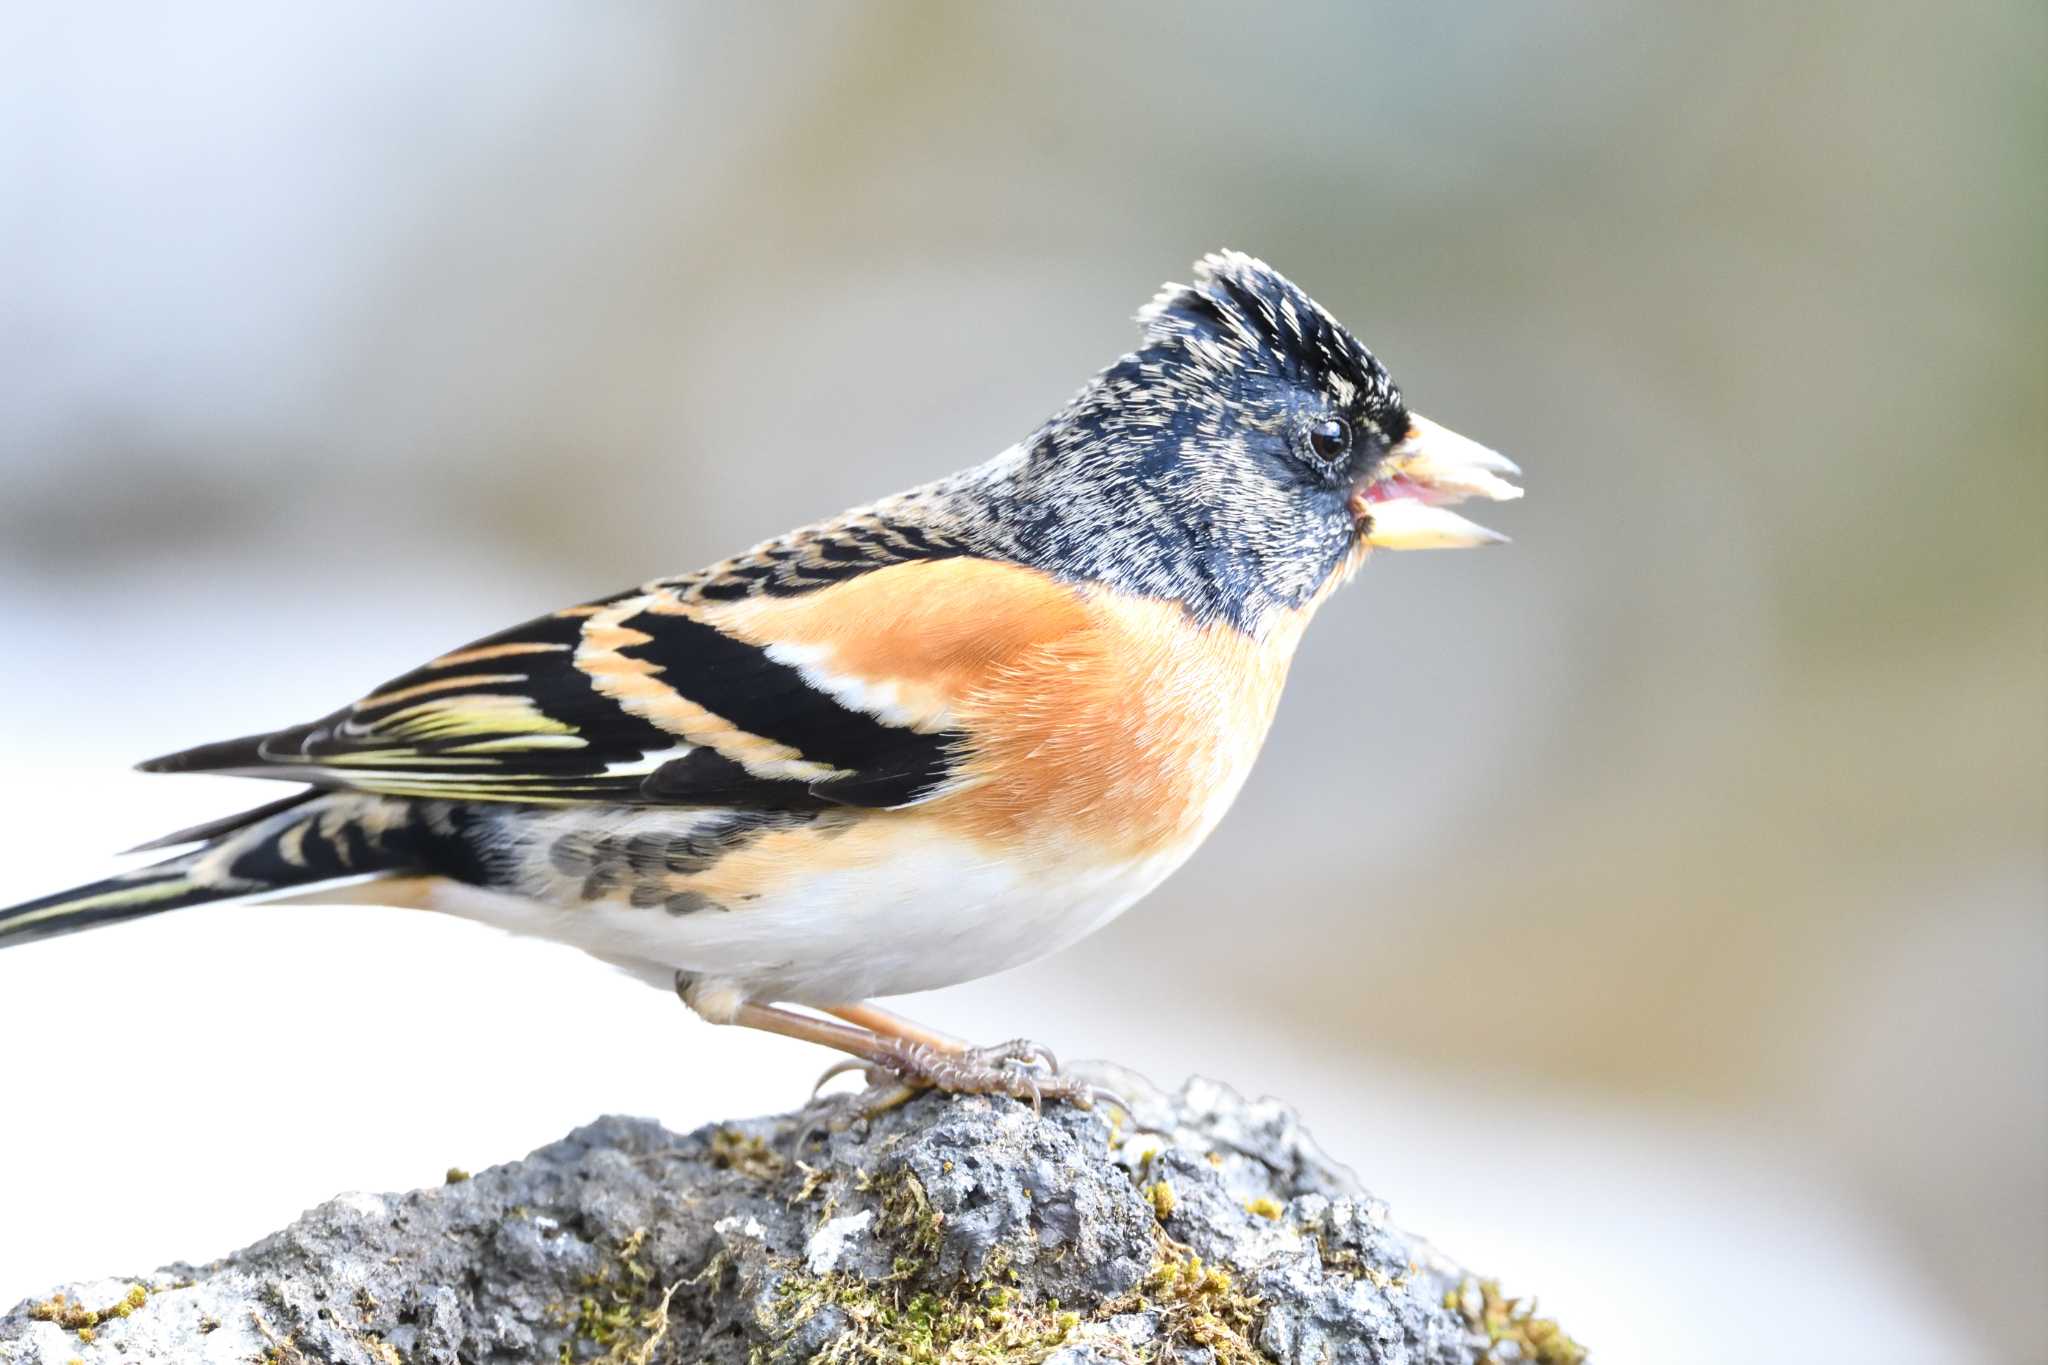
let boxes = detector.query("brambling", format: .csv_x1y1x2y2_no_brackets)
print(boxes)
0,251,1519,1106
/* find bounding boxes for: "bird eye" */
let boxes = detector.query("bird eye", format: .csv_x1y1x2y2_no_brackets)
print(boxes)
1308,416,1351,461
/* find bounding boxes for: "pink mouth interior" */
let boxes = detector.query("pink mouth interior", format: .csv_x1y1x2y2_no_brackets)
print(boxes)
1362,473,1434,504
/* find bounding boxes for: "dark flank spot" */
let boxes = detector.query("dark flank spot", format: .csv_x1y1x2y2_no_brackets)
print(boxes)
554,811,812,908
549,834,598,875
625,833,670,876
665,827,721,870
693,578,755,602
664,892,713,916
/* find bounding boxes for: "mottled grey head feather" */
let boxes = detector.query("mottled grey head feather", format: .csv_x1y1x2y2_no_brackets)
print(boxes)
947,251,1410,633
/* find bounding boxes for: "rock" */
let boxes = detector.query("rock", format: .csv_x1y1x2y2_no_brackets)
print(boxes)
0,1072,1583,1364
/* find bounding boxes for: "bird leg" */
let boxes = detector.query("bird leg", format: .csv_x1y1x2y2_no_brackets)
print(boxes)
674,974,1090,1112
820,1002,966,1053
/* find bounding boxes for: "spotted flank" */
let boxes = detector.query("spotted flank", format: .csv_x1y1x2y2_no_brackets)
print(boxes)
539,808,824,912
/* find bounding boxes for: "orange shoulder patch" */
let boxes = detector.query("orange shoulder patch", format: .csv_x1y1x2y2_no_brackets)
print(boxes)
697,559,1092,731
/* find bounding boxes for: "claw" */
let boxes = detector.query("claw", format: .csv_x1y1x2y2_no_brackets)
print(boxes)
983,1039,1059,1074
959,1037,1062,1077
810,1057,870,1098
858,1081,921,1116
789,1074,926,1153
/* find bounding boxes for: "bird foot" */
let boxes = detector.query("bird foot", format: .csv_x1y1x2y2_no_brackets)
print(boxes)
811,1035,1124,1119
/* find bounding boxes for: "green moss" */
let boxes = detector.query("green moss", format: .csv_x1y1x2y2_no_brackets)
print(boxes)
1449,1277,1586,1365
1140,1246,1267,1363
777,1238,1265,1363
877,1169,943,1262
561,1227,684,1364
771,1269,1081,1363
576,1291,640,1347
709,1127,787,1182
444,1166,471,1184
794,1160,834,1204
26,1283,149,1334
1146,1180,1177,1219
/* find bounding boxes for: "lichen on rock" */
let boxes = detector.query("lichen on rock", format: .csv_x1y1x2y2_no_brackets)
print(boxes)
0,1073,1580,1363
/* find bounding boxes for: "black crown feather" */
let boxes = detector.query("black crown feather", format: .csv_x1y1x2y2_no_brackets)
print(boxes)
1135,250,1402,424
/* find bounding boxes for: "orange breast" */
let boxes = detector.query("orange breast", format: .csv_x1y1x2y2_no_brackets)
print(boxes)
936,589,1309,860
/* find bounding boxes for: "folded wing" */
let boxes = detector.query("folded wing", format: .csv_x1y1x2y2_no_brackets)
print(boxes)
140,555,1092,812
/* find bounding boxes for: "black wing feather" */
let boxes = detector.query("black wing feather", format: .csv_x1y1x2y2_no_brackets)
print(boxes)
140,586,963,810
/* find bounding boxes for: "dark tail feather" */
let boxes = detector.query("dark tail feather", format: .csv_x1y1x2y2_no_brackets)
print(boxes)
0,857,230,947
0,792,445,950
124,789,321,853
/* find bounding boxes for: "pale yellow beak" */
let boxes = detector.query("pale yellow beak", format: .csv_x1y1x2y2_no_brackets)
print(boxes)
1349,414,1523,550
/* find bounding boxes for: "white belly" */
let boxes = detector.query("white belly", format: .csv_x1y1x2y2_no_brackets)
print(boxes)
424,810,1191,1005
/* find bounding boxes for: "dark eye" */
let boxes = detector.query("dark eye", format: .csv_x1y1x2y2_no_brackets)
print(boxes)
1308,416,1352,461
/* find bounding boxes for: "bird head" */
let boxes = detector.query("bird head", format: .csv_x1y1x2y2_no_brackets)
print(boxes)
993,251,1520,633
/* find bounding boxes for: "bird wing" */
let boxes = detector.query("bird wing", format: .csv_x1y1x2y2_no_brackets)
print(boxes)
139,555,1094,811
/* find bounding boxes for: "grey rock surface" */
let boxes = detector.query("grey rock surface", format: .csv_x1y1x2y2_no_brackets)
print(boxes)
0,1072,1582,1363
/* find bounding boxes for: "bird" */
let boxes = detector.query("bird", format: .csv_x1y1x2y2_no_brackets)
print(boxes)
0,251,1519,1107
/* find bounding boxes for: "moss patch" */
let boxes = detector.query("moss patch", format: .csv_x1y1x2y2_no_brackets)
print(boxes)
772,1272,1081,1363
560,1227,688,1365
1449,1277,1586,1365
877,1169,943,1262
708,1127,787,1182
27,1283,149,1333
1140,1246,1266,1363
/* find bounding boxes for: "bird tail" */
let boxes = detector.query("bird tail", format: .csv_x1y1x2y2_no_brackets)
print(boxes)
0,792,452,949
0,858,230,946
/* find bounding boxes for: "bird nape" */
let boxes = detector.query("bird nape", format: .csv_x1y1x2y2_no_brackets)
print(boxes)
0,250,1521,1113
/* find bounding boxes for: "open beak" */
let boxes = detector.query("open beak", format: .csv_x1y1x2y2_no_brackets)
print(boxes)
1350,414,1522,550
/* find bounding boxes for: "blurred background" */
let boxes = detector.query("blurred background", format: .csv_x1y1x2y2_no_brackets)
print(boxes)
1,5,2040,1360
